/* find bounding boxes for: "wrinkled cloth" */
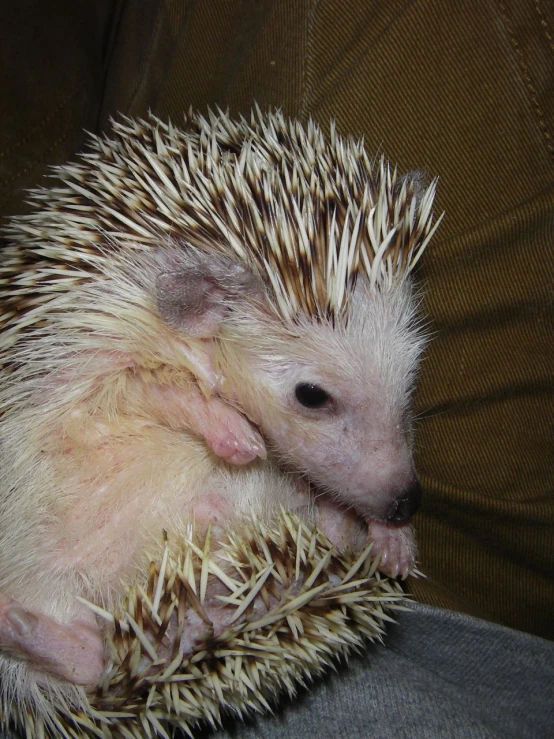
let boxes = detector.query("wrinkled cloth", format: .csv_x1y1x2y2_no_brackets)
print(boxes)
205,603,554,739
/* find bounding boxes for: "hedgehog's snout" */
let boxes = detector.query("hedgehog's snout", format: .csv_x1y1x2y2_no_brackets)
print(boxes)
385,478,422,523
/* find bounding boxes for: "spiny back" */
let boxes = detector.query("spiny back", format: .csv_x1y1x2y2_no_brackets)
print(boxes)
0,109,441,335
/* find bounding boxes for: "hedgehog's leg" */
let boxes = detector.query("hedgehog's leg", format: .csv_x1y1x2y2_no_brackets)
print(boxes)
124,374,267,465
365,520,417,580
314,496,367,551
0,592,104,686
54,360,266,466
57,341,267,466
151,256,270,464
147,381,267,465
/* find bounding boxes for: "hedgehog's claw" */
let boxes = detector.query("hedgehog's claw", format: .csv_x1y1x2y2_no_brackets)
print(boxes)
365,520,417,579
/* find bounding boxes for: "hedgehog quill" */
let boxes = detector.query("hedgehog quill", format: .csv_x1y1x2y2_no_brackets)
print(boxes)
0,109,441,737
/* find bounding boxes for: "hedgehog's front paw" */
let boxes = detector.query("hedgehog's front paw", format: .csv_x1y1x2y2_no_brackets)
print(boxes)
0,592,104,686
366,520,417,580
203,398,267,465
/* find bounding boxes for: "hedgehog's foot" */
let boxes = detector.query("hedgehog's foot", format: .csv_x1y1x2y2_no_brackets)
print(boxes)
313,500,416,579
0,592,104,686
365,520,417,580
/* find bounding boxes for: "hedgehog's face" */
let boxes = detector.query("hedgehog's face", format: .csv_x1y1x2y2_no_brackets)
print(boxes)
154,248,425,524
256,358,419,523
220,281,425,525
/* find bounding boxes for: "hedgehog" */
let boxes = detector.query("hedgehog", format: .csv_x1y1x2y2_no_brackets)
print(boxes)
0,109,441,736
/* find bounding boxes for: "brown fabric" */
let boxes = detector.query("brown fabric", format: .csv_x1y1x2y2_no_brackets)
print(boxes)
1,0,553,638
0,0,118,219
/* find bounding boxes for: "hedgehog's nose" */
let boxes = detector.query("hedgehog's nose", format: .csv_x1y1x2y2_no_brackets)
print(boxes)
386,479,422,523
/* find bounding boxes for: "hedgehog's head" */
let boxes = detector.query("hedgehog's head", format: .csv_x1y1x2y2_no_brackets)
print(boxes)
225,282,425,525
151,126,440,525
155,242,428,525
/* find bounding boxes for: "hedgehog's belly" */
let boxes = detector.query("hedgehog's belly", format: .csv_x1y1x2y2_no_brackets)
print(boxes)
43,415,310,606
47,421,230,597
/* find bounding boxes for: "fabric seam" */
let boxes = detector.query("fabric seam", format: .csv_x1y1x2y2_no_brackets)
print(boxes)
497,0,554,161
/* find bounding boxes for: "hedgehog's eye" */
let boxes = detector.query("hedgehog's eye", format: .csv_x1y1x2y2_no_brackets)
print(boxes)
294,383,332,409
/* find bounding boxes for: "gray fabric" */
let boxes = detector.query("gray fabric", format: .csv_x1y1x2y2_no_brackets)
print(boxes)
2,603,553,738
204,603,554,739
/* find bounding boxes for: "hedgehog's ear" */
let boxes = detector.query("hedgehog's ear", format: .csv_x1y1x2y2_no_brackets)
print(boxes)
155,259,264,338
156,270,229,338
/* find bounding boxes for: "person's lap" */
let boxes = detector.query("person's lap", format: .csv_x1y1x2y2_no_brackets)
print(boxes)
207,603,554,739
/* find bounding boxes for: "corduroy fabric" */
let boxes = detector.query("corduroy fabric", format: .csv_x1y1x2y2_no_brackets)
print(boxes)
0,0,553,639
0,0,117,219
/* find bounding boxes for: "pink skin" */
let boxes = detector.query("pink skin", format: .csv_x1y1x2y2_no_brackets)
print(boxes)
0,593,104,687
143,382,266,465
126,373,418,577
